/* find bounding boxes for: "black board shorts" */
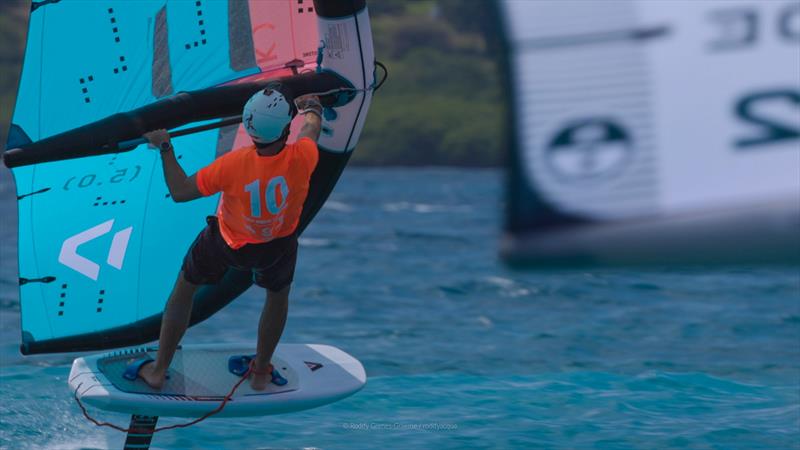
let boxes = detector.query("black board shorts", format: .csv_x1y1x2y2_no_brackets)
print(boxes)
181,216,298,292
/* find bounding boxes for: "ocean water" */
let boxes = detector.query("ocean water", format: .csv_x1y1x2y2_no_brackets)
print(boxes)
0,168,798,449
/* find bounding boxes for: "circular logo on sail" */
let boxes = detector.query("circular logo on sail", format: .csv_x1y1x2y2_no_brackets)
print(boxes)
544,118,633,183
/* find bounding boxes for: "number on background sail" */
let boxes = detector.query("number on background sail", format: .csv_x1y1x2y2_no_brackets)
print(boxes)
498,0,800,265
10,0,321,354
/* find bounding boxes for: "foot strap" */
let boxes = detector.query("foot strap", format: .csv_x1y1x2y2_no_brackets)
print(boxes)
227,355,288,386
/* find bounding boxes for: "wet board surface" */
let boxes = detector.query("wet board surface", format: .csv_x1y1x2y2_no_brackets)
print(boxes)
69,343,366,418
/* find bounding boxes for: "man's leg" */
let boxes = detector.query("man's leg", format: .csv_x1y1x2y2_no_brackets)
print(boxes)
251,285,290,390
138,271,198,389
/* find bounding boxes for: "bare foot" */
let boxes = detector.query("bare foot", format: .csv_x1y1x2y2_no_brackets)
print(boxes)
137,361,167,390
250,363,273,391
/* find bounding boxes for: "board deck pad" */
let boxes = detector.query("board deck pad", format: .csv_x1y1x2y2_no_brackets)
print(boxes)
70,343,366,417
98,349,297,398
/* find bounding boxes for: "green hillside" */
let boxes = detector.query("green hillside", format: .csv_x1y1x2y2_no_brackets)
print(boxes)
352,0,504,166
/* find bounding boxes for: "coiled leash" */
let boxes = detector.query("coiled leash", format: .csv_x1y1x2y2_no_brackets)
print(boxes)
73,359,261,435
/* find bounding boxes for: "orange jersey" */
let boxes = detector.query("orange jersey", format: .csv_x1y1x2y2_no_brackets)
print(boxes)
196,137,319,249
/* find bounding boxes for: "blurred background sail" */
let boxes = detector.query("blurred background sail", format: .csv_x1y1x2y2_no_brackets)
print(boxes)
497,0,800,266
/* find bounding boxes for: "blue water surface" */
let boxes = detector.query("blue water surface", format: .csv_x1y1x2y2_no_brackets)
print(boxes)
0,168,798,449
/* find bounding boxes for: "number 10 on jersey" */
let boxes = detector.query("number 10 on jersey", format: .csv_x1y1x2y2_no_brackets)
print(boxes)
244,177,289,218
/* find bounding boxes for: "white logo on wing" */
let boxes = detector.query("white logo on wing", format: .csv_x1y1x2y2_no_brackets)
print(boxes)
58,219,133,280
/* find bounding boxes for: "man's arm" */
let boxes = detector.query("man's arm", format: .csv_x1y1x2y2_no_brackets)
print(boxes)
144,129,203,203
295,95,323,142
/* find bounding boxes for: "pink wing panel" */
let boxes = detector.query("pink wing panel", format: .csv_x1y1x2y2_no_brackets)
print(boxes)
248,0,319,73
289,0,321,67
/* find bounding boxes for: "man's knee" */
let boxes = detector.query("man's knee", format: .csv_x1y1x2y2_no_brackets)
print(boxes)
177,271,199,289
170,271,198,301
267,285,290,303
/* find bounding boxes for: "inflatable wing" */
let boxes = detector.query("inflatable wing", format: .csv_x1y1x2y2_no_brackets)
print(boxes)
5,0,375,354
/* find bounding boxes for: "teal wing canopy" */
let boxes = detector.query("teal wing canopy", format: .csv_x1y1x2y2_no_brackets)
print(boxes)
8,0,357,354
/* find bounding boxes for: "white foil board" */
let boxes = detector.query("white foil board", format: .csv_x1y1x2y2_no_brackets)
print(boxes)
69,343,366,418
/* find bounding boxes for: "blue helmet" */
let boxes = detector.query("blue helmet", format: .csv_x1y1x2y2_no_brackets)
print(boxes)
242,88,294,144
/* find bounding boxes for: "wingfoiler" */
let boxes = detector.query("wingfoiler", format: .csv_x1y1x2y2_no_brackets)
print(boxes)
5,0,379,447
